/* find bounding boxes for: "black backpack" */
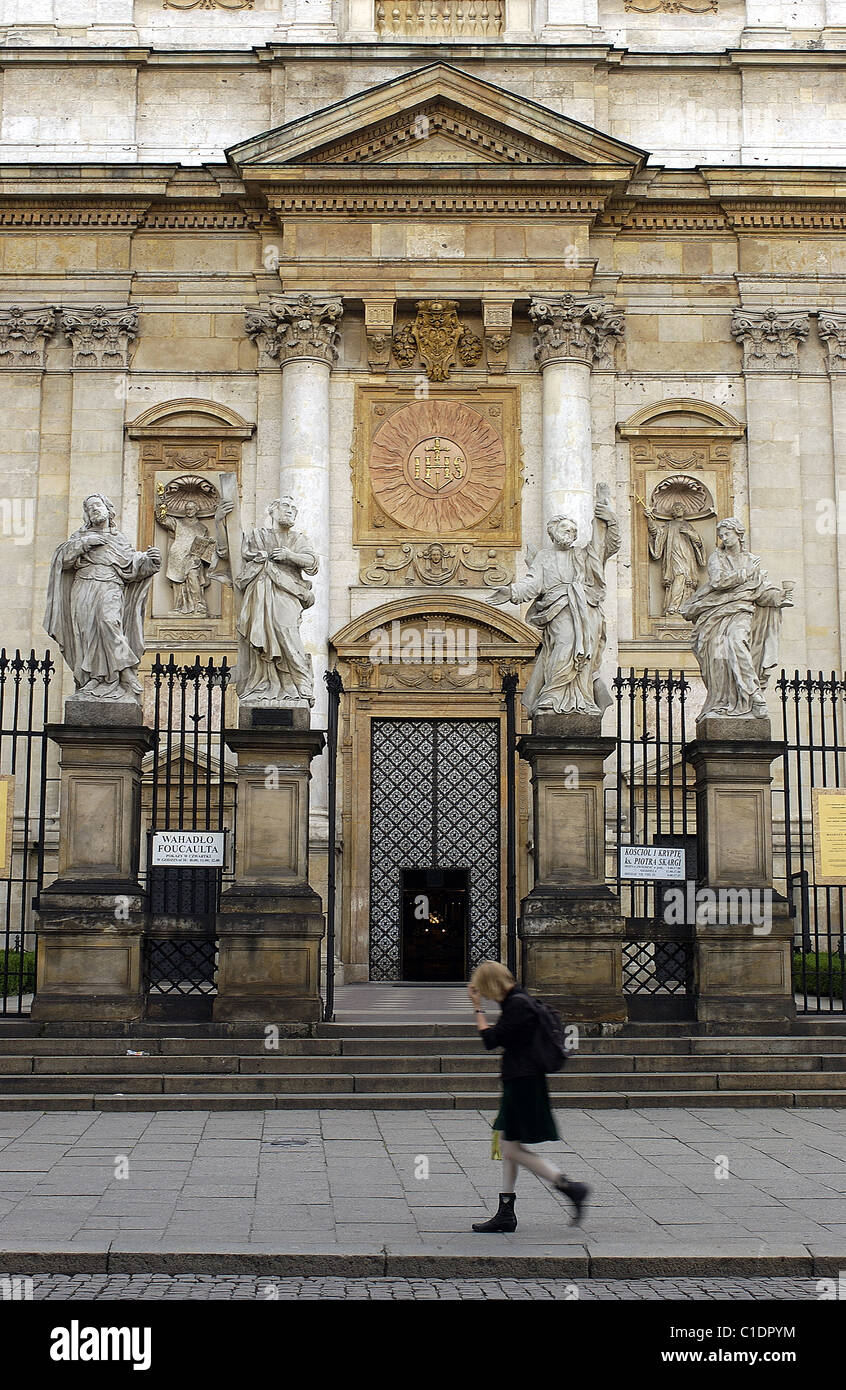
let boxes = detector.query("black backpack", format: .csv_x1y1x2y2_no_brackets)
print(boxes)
527,996,572,1074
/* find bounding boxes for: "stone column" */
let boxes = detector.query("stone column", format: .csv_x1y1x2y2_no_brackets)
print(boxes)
214,712,326,1023
529,295,624,542
731,306,811,667
0,306,59,649
818,312,846,666
32,716,154,1022
517,714,626,1022
245,292,343,735
687,719,795,1025
61,305,138,526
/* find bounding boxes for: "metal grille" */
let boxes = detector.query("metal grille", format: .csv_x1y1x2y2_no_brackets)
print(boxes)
369,718,500,980
777,671,846,1014
0,651,53,1016
611,670,696,1018
144,655,231,1008
144,937,218,995
622,940,694,996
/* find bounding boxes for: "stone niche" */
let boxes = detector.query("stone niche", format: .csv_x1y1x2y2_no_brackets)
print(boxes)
352,384,523,589
618,398,744,660
126,398,255,655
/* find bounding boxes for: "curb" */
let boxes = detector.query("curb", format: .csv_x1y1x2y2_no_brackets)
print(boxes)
0,1248,842,1278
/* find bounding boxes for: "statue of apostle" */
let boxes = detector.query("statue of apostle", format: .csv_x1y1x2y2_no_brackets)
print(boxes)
43,493,161,702
488,483,620,716
215,495,318,707
683,516,794,720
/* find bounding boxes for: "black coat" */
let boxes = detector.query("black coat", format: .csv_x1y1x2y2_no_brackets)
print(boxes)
480,984,542,1080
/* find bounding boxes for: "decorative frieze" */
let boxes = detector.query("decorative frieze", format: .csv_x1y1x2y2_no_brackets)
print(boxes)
391,300,482,381
624,0,717,10
163,0,253,8
361,542,511,588
818,312,846,376
482,300,512,375
0,306,58,368
731,307,810,373
529,295,625,370
245,293,344,367
61,305,139,368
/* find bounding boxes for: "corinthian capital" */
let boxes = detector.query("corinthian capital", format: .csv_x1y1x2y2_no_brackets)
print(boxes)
529,294,624,370
0,305,58,367
731,307,810,373
245,292,344,367
61,305,139,367
818,312,846,376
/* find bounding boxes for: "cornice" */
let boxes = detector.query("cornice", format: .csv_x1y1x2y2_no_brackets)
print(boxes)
599,201,729,232
1,43,845,71
0,200,150,228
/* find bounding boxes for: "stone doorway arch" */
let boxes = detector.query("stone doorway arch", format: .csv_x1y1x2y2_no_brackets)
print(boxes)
330,595,539,981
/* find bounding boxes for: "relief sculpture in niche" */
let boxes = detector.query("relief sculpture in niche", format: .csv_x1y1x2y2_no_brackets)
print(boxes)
634,475,713,619
154,474,221,617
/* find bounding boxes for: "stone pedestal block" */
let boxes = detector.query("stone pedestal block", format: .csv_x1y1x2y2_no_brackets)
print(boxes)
687,725,795,1025
214,723,326,1023
517,713,626,1022
32,722,154,1022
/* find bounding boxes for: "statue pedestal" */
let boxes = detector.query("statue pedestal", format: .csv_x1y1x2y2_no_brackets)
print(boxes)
517,713,626,1021
688,719,795,1024
214,712,326,1023
32,721,154,1022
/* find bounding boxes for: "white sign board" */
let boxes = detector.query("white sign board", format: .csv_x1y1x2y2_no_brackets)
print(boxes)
151,831,226,868
619,845,686,881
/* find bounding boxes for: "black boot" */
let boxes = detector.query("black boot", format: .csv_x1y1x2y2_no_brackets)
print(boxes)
472,1192,517,1233
554,1176,590,1226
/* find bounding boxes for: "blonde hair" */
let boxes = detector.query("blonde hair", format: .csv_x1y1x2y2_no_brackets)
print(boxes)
470,960,516,1003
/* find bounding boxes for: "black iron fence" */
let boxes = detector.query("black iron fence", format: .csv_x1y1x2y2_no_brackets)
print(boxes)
610,669,697,1020
142,654,232,1013
776,671,846,1014
0,651,54,1015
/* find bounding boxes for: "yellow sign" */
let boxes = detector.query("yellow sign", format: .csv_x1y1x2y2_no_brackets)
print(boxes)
0,776,13,876
813,788,846,885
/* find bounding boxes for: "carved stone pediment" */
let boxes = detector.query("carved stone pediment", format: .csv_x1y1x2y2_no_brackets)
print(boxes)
228,63,648,176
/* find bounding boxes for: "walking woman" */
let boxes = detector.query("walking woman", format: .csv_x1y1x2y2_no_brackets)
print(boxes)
468,960,589,1233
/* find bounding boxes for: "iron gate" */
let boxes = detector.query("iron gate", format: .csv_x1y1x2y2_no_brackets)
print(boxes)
0,650,53,1015
369,717,501,980
143,654,232,1016
611,669,697,1020
777,671,846,1014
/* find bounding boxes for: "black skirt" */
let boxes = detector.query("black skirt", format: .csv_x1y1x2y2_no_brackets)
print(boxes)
493,1074,559,1144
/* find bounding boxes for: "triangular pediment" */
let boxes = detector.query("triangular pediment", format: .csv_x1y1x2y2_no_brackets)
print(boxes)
227,64,648,174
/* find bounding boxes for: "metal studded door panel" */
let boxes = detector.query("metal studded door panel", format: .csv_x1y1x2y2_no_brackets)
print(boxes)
369,718,500,980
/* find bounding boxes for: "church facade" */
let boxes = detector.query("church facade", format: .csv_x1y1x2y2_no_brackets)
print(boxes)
1,0,845,986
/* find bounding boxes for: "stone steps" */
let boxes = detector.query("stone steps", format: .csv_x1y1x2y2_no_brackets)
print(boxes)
2,1023,846,1109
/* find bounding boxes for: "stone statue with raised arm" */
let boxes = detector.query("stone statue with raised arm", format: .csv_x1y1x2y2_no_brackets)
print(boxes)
682,516,794,722
488,482,620,717
43,493,161,708
215,495,318,708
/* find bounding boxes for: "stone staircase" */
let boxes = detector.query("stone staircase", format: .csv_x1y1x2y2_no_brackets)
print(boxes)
2,1020,846,1110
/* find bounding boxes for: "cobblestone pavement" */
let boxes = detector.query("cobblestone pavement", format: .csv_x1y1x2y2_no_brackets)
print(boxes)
6,1274,831,1299
1,1106,846,1267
